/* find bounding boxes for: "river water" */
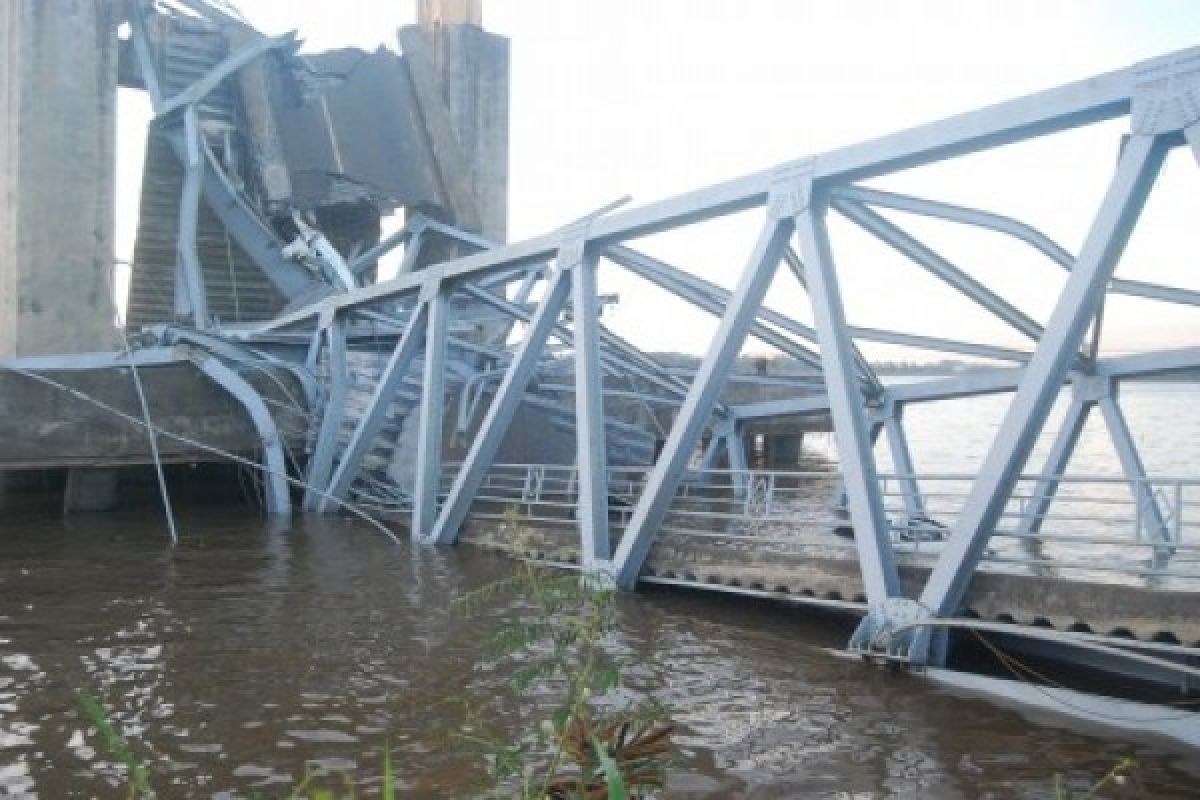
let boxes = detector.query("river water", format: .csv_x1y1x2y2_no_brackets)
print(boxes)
1,384,1199,797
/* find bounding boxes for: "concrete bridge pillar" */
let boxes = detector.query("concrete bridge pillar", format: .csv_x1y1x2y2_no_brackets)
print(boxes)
0,0,120,357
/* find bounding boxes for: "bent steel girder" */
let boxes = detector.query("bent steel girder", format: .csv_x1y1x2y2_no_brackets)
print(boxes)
128,2,321,304
832,198,1045,342
836,184,1200,309
910,132,1170,661
191,353,291,515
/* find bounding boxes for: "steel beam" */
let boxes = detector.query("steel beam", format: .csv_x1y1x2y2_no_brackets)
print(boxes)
303,315,347,510
157,33,299,118
192,354,290,515
795,205,900,604
1099,393,1171,554
915,133,1168,645
175,107,210,327
605,245,825,371
833,198,1044,341
612,213,793,589
570,246,612,568
320,300,430,510
413,286,451,539
883,404,926,520
427,267,573,545
1009,393,1091,547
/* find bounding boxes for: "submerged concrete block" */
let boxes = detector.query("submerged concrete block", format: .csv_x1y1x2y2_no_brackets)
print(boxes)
63,467,119,512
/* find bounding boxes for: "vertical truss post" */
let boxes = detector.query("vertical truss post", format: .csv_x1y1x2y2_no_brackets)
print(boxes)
413,283,451,539
1010,389,1092,551
304,312,348,510
699,430,725,474
914,134,1168,653
724,423,750,498
882,400,926,521
793,182,901,608
320,298,431,511
427,267,573,545
611,170,798,589
396,228,426,277
1099,389,1171,560
830,420,883,517
176,107,210,327
567,228,612,568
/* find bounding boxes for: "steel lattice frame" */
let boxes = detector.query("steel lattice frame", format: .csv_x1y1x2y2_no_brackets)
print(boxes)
120,9,1200,668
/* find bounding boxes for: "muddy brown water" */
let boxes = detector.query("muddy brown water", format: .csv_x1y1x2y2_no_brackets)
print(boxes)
1,505,1197,798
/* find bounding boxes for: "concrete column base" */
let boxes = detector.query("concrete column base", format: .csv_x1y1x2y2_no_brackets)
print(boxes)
64,468,120,513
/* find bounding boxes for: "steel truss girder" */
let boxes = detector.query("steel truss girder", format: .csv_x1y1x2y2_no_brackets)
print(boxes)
795,205,901,604
175,107,210,326
604,246,825,372
245,45,1200,339
303,315,348,510
571,247,613,568
882,404,926,520
910,133,1170,661
428,267,574,545
320,299,430,511
413,286,451,539
1098,392,1172,556
1010,393,1092,546
612,214,794,589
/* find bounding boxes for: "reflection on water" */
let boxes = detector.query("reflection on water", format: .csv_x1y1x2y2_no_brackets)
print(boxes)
0,506,1197,797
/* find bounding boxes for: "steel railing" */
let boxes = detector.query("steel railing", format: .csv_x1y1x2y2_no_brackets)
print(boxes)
439,462,1200,583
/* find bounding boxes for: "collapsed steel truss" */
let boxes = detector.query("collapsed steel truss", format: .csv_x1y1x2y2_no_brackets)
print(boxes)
112,5,1200,671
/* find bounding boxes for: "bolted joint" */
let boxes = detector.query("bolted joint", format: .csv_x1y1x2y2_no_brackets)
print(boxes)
848,597,931,661
767,158,816,220
1131,53,1200,135
418,272,445,304
557,221,593,272
1071,373,1113,405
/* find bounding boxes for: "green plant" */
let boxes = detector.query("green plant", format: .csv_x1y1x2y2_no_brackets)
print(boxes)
76,691,152,799
453,562,673,799
1052,757,1138,799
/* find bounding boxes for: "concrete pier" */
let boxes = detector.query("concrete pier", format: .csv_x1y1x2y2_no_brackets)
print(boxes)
0,0,120,357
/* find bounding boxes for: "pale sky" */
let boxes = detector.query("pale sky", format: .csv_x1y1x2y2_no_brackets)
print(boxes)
116,1,1200,360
